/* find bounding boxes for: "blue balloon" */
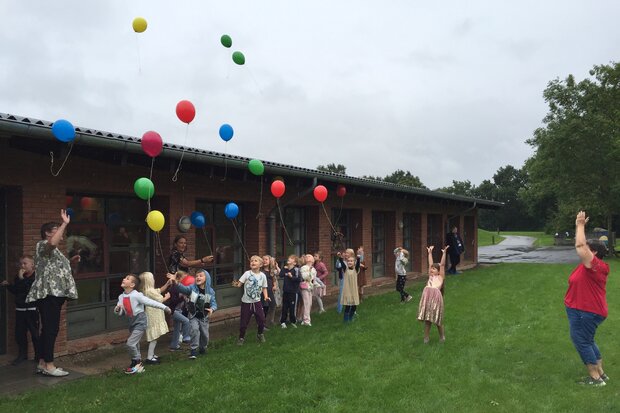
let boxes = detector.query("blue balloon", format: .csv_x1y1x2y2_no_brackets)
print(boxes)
219,124,234,142
66,207,75,219
52,119,75,143
190,211,206,228
224,202,239,219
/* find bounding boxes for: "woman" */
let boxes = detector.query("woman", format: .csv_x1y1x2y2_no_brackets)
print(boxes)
27,209,79,377
565,211,610,386
168,235,213,273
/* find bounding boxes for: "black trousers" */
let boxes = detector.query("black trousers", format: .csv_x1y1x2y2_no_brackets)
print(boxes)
396,275,409,301
344,305,357,321
449,253,461,273
37,296,66,363
280,292,297,324
15,309,40,359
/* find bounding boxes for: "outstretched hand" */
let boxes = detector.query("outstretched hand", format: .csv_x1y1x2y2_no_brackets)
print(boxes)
60,209,70,224
426,246,434,254
441,245,450,254
575,211,589,227
166,273,178,283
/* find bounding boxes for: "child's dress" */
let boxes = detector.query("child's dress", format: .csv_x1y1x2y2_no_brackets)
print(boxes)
144,288,169,342
340,266,360,307
417,275,444,326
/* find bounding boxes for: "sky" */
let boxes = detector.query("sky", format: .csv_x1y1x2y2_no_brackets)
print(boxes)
1,0,618,189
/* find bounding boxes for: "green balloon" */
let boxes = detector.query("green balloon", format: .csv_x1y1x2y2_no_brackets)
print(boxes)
232,51,245,65
134,177,155,200
248,159,264,176
220,34,232,48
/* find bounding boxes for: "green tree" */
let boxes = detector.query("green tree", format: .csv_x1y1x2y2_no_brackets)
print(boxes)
317,163,347,175
382,170,427,189
437,180,475,196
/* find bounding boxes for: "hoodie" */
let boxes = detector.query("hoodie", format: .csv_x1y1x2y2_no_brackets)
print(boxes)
175,271,218,319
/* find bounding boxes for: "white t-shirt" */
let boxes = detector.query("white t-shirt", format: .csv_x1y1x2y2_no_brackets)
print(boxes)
239,270,267,303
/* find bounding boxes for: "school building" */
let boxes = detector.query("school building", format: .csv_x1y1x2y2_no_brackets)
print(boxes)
0,112,502,363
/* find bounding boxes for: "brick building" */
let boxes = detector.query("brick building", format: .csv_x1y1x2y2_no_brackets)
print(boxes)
0,113,501,363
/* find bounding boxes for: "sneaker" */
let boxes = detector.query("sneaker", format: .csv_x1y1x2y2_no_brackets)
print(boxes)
281,322,287,329
257,334,266,343
290,323,297,329
169,346,182,352
423,337,430,344
188,350,198,360
198,347,206,355
319,309,326,314
125,360,144,375
577,376,606,387
237,338,245,346
10,355,27,366
144,358,160,365
405,295,413,303
601,373,610,382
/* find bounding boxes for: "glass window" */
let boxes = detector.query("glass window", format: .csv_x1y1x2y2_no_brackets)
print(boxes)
372,212,386,278
275,207,306,261
402,214,414,272
65,226,105,275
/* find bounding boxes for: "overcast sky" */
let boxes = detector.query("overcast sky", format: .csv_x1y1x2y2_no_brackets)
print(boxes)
1,0,618,188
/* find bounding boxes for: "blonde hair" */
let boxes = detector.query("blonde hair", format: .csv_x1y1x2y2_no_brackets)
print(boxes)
402,249,409,258
345,248,355,257
250,255,262,263
139,272,156,293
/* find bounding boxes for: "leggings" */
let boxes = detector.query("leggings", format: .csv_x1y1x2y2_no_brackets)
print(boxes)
396,275,410,301
343,305,357,322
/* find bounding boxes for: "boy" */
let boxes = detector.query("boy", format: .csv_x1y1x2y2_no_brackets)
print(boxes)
280,254,300,328
232,256,270,345
114,274,171,374
170,269,217,359
394,247,412,303
1,255,39,365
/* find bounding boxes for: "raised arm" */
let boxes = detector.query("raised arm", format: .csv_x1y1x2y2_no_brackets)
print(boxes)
574,211,594,267
426,246,434,274
440,245,449,277
46,210,70,252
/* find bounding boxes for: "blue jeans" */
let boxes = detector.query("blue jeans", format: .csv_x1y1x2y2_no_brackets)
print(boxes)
566,306,605,365
170,310,190,349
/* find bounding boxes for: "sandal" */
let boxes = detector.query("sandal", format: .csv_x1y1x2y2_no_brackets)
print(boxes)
42,367,69,377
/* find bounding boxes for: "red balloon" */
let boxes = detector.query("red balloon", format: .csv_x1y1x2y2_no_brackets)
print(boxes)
141,131,163,157
336,185,347,197
313,185,328,203
176,100,196,124
80,197,93,209
271,180,285,198
181,275,195,286
66,196,73,207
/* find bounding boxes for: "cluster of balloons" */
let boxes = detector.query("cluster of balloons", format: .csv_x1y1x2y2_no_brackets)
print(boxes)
220,34,245,66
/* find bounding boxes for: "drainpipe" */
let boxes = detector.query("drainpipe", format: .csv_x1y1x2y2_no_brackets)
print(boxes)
446,201,477,233
267,177,318,256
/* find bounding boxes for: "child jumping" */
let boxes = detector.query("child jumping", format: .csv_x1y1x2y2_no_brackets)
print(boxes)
394,247,412,303
232,256,270,345
114,274,171,374
417,246,448,343
139,272,170,364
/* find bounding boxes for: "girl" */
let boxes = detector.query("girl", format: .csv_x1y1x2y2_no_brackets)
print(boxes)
299,254,317,326
417,246,448,343
232,256,270,345
335,248,357,313
280,255,300,328
340,255,360,322
313,251,328,313
394,247,412,303
261,255,278,328
269,256,282,324
139,272,170,363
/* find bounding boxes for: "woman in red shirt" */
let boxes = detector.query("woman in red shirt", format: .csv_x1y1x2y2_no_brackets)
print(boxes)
564,211,610,387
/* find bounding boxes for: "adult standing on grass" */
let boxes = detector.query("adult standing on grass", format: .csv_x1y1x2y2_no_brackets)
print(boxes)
27,210,79,377
446,226,464,274
564,211,610,387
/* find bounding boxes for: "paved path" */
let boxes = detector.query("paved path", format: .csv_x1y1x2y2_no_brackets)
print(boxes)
478,235,580,264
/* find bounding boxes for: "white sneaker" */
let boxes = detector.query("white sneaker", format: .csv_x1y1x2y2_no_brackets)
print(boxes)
290,323,297,329
281,322,287,329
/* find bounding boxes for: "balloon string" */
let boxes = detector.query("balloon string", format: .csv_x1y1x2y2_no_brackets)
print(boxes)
221,141,228,182
201,227,214,256
334,196,344,228
50,141,75,177
321,202,338,236
231,220,250,262
277,199,294,246
172,123,189,182
136,34,142,75
149,157,155,181
255,178,264,219
248,67,264,96
154,232,170,272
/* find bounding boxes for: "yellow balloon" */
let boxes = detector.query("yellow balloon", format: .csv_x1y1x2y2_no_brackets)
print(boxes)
146,210,165,232
599,235,608,241
133,17,147,33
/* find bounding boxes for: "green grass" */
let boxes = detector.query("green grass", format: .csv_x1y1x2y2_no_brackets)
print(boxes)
498,231,555,247
2,260,619,413
477,228,505,246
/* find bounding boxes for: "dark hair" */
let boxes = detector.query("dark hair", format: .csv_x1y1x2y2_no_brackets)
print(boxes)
431,263,440,271
172,235,187,249
314,251,323,260
587,240,608,259
40,222,59,240
128,274,141,288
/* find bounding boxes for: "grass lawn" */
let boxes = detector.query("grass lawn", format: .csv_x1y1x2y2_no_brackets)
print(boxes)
498,231,556,247
478,228,505,246
2,260,618,413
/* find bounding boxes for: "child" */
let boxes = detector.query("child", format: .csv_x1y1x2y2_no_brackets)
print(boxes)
1,255,39,365
159,271,191,351
280,255,300,328
138,272,170,364
417,246,448,343
232,256,270,345
299,254,316,326
340,255,360,322
312,251,328,313
295,255,305,322
394,247,412,303
261,255,277,328
114,274,171,374
335,248,357,313
172,269,217,359
268,256,281,326
356,246,367,301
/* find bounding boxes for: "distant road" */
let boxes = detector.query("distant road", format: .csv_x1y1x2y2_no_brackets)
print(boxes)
478,235,580,264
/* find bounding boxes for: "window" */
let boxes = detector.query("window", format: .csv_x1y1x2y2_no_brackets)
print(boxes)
402,215,413,272
372,212,386,278
427,214,443,262
275,207,306,261
64,194,151,339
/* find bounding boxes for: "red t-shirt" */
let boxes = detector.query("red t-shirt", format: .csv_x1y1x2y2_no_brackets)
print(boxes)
564,256,610,317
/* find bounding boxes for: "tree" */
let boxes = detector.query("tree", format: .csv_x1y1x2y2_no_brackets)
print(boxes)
382,170,427,189
436,180,475,196
316,163,347,175
524,62,620,243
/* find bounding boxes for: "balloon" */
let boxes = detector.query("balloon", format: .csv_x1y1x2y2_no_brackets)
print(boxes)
132,17,147,33
66,196,73,206
219,124,234,142
141,131,163,157
80,197,93,209
190,211,206,228
52,119,75,143
220,34,232,48
181,275,195,286
146,210,165,232
134,177,155,200
66,207,75,219
176,100,196,124
248,159,264,176
232,51,245,65
313,185,328,203
336,185,347,197
224,202,239,219
271,180,285,199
